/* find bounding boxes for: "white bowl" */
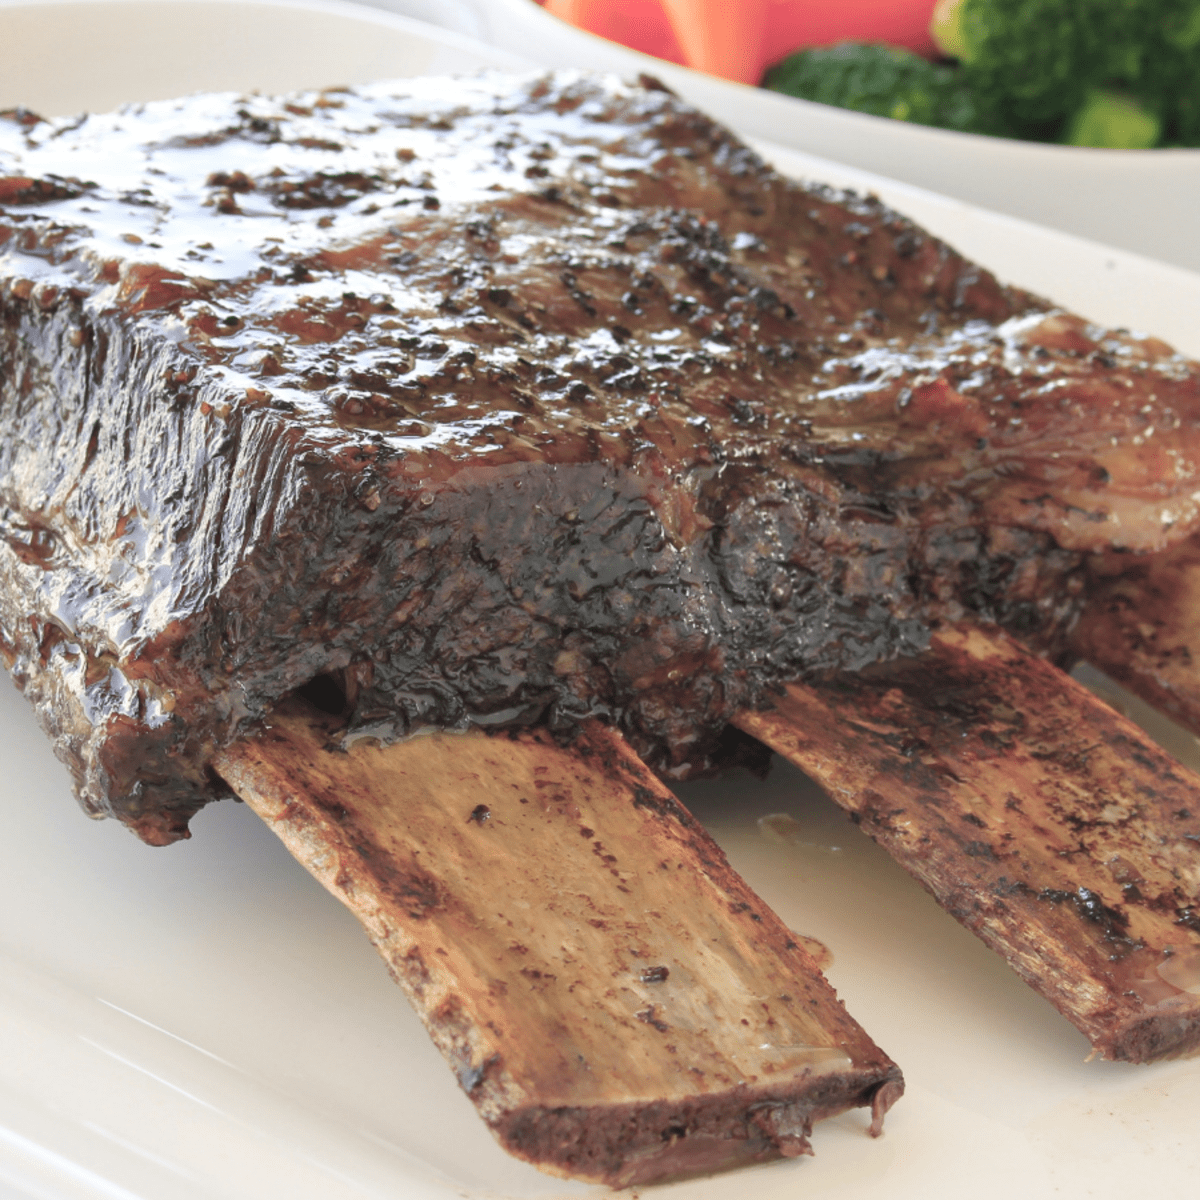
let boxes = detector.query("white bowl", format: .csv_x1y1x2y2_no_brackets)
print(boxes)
0,0,525,114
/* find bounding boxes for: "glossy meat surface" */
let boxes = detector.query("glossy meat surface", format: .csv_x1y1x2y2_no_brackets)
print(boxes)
3,73,1200,841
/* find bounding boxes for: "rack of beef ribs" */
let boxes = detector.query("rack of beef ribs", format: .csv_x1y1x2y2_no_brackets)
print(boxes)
3,70,1200,1182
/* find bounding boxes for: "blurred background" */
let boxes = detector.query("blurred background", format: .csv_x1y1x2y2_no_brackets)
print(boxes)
533,0,1200,150
355,0,1200,271
4,0,1200,268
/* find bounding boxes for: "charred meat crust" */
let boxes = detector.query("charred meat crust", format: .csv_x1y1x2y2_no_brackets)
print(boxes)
3,74,1199,840
492,1072,902,1187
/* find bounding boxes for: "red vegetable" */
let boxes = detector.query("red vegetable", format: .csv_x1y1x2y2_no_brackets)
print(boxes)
660,0,768,83
541,0,938,83
541,0,687,65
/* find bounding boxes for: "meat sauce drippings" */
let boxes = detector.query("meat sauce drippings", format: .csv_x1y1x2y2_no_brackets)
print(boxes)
3,73,1200,840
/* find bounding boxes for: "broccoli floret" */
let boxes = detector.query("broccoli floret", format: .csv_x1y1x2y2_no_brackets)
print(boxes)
762,42,989,134
1134,2,1200,143
944,0,1200,146
764,3,1200,148
952,0,1141,127
1064,89,1162,147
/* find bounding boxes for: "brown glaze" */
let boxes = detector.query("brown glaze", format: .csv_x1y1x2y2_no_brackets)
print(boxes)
216,704,901,1185
737,624,1200,1063
3,74,1200,838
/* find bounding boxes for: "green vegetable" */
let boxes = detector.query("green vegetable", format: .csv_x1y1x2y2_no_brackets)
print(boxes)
1140,2,1200,142
762,42,988,135
765,1,1200,148
1064,89,1162,148
930,0,974,62
950,0,1200,145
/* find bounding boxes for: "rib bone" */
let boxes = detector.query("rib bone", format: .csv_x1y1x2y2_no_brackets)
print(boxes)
735,624,1200,1063
1072,532,1200,738
215,700,902,1186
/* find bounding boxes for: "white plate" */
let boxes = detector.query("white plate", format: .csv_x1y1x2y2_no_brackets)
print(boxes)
400,0,1200,275
2,4,1200,1199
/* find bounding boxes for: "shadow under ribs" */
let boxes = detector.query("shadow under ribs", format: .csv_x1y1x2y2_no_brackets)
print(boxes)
735,624,1200,1063
216,701,901,1187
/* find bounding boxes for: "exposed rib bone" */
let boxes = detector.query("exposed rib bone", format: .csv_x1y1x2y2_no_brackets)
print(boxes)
1072,532,1200,738
734,624,1200,1063
215,700,901,1187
